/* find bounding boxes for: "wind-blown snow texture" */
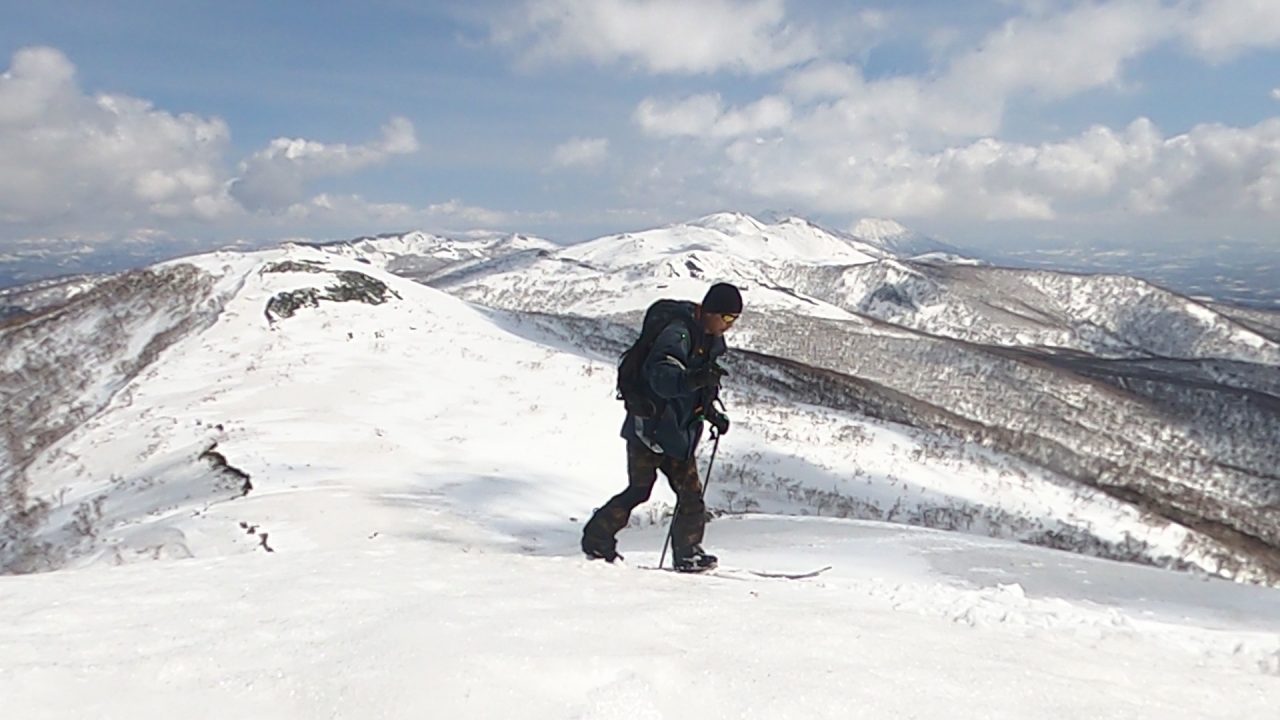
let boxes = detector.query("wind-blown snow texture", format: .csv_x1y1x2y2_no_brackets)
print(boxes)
1,214,1278,718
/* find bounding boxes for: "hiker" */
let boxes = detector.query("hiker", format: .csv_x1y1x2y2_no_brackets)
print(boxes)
582,282,743,572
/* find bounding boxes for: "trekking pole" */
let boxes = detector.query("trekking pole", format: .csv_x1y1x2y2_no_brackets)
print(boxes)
659,427,721,569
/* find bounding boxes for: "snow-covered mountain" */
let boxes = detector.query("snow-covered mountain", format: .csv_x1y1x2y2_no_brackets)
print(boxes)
849,217,960,258
426,212,883,319
2,215,1279,717
776,260,1280,363
298,230,558,277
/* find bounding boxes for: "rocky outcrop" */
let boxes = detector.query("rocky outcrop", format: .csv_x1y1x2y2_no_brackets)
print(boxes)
261,261,402,322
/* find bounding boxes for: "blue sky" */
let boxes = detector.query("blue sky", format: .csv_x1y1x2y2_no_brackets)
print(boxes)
2,0,1280,264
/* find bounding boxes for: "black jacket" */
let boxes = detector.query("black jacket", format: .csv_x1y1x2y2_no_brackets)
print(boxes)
620,302,727,460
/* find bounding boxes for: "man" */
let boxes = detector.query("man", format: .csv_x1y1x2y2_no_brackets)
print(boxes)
582,282,743,572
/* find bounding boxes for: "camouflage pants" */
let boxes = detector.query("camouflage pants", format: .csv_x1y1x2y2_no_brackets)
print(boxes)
583,441,706,556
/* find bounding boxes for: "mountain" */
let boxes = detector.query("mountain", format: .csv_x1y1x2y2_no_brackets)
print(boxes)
849,217,961,258
1,225,1278,716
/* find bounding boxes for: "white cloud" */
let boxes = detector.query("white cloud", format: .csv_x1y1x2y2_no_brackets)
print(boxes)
715,97,794,138
763,2,1178,147
0,47,235,228
280,194,557,232
715,117,1280,222
678,0,1280,149
0,47,428,243
636,94,791,139
552,137,609,168
635,95,724,137
1272,88,1280,101
943,0,1177,102
1180,0,1280,61
492,0,819,74
230,117,419,212
418,198,533,227
782,62,864,101
1134,119,1280,215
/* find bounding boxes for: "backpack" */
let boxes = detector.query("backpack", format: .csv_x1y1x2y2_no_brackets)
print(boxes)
616,299,696,417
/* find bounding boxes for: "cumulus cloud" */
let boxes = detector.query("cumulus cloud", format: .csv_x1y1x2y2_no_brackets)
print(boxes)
0,46,431,245
492,0,820,74
552,137,609,168
230,117,419,212
1135,119,1280,215
716,117,1280,222
0,47,235,228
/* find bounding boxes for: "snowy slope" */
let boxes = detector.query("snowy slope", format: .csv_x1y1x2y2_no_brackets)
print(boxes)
2,516,1277,719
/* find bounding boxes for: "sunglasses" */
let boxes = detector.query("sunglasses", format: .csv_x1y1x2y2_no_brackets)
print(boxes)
720,313,740,324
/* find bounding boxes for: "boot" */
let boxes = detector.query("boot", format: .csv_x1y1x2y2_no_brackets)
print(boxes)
582,533,622,563
673,544,717,573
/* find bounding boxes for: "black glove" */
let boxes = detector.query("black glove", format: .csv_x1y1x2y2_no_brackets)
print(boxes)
706,408,730,436
685,364,724,390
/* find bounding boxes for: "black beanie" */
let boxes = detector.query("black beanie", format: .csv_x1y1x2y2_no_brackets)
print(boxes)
702,282,743,314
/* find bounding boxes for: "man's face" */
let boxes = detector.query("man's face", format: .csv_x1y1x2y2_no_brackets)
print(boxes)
703,310,740,337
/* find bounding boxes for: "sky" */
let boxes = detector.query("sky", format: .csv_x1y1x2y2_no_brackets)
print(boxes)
2,0,1280,268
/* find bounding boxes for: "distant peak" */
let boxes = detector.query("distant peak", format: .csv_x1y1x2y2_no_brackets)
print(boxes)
851,218,910,240
346,230,438,245
689,212,766,232
778,216,813,226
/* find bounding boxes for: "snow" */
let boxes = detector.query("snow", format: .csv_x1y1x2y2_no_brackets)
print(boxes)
2,244,1279,718
2,517,1277,718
